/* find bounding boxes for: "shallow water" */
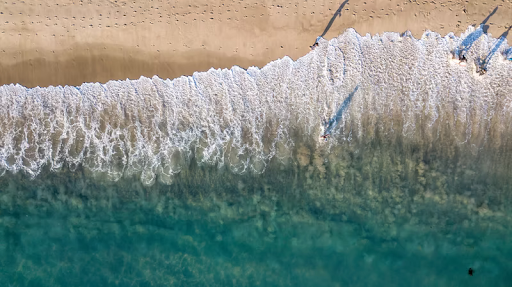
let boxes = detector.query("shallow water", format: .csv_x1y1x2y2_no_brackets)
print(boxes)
0,27,511,286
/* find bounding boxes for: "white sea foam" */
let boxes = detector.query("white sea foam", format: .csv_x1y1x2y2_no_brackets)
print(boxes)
0,27,511,185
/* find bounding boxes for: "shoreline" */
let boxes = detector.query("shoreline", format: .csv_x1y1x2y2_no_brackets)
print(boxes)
0,44,265,88
0,0,510,88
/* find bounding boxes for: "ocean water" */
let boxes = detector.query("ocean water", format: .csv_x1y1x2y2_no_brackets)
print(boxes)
0,27,511,286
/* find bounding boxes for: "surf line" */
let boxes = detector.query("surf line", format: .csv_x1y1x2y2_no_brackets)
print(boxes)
320,85,359,140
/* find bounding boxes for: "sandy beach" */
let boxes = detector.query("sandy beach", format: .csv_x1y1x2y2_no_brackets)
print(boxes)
0,0,510,88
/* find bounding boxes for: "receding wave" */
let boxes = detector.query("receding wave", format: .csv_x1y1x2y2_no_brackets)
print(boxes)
0,27,511,186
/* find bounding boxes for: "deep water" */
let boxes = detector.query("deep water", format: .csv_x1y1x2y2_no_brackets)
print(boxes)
0,27,512,286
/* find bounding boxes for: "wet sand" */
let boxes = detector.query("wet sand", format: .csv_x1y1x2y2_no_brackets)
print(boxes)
0,0,510,88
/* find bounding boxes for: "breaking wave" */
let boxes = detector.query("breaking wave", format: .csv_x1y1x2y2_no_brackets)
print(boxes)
0,27,511,185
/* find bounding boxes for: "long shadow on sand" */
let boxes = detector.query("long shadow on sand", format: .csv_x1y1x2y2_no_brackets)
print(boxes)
320,0,349,38
478,26,512,74
311,0,349,48
454,6,498,59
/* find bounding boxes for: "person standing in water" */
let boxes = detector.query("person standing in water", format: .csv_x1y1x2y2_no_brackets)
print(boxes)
310,36,322,50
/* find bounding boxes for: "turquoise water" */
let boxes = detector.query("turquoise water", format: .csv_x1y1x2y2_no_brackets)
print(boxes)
1,27,512,286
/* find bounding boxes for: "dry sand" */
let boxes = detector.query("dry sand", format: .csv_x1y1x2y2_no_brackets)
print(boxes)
0,0,510,88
